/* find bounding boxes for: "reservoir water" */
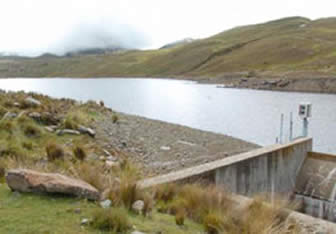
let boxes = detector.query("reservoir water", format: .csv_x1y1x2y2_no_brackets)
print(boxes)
1,78,335,153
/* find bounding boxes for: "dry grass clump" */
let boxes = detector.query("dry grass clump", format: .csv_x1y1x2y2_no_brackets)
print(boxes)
0,106,7,118
153,183,296,234
46,143,64,161
22,123,42,138
112,114,119,123
72,145,87,161
0,140,27,159
0,120,14,134
91,207,130,232
75,162,106,192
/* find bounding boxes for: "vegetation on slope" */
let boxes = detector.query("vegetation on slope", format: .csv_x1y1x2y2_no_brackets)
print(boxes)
1,17,336,80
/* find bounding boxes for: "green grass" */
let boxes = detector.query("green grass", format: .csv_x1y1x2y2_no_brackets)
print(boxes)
0,185,203,234
1,17,336,79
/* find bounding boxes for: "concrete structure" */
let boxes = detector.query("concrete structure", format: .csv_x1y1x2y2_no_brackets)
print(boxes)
295,152,336,222
140,138,312,198
139,137,336,230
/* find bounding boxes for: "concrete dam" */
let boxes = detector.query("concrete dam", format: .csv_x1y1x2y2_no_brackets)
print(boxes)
139,137,336,230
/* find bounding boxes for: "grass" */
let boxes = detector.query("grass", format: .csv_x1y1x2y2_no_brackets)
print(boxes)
91,207,130,232
0,185,203,234
1,17,336,80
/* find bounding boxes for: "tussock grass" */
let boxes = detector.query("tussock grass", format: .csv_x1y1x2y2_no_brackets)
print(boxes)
73,145,87,161
46,143,64,161
91,207,130,232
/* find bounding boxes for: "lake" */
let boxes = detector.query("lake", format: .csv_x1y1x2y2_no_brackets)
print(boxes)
1,78,335,153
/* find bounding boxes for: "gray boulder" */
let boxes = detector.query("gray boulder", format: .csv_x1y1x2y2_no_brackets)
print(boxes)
6,169,100,200
25,97,41,107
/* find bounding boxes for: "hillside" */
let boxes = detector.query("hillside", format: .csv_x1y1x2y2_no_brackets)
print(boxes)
1,16,336,91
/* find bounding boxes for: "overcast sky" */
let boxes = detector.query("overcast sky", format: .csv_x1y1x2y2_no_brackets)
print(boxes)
0,0,335,56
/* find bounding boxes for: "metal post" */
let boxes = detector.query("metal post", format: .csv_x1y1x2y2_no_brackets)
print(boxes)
289,112,293,142
302,117,309,137
280,114,284,144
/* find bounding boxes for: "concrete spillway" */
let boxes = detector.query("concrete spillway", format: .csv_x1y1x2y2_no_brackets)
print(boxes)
295,152,336,222
139,138,336,230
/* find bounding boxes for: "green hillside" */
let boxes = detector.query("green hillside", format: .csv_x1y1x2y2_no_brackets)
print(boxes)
1,16,336,81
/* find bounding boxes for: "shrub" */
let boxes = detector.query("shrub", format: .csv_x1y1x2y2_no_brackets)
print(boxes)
46,143,64,161
91,207,130,232
63,117,78,130
76,162,106,191
0,106,7,118
0,141,26,159
112,114,119,123
175,209,185,226
203,212,224,234
23,123,42,138
0,120,14,134
73,145,87,161
141,192,153,217
154,183,178,203
22,141,33,150
0,161,5,183
120,179,138,210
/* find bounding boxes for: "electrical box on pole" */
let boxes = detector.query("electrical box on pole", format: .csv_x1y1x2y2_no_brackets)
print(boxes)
299,103,312,137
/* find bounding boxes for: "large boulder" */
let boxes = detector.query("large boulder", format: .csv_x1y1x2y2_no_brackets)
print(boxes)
6,169,100,200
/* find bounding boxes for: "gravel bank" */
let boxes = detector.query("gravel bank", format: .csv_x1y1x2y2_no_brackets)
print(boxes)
94,112,259,176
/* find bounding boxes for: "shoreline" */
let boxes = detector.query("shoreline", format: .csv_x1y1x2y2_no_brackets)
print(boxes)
2,75,336,94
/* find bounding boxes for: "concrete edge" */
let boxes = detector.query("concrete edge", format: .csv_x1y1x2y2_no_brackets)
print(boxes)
138,138,312,188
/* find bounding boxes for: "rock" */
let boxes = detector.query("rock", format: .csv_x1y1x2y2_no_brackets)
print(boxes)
28,112,42,120
81,218,89,225
160,146,171,151
25,97,41,106
44,126,55,132
100,199,112,209
6,169,100,200
1,112,17,120
56,129,81,136
132,231,146,234
106,156,117,162
103,149,112,157
105,161,119,169
13,102,21,108
74,208,81,214
132,200,145,214
78,125,96,138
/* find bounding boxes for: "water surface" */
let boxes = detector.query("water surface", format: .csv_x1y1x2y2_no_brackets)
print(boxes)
1,78,335,153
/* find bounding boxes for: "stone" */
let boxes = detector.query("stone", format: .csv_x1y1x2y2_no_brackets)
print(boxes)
2,112,17,120
160,146,171,151
13,102,21,107
56,129,81,136
132,231,146,234
100,199,112,209
6,169,100,200
106,156,117,162
44,126,55,132
28,112,42,120
103,149,112,157
78,125,96,138
105,161,119,169
81,218,89,225
132,200,145,214
25,97,41,106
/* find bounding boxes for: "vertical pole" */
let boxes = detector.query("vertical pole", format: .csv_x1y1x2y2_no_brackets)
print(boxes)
280,114,284,144
289,112,293,142
303,117,308,137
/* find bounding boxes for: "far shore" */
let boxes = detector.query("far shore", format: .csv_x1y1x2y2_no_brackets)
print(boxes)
2,75,336,94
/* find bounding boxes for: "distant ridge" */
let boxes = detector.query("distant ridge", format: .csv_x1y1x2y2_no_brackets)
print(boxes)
1,16,336,83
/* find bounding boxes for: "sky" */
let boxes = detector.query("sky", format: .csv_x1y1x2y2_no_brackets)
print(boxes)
0,0,335,56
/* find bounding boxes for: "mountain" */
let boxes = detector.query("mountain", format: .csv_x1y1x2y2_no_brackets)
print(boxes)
1,16,336,86
160,38,195,49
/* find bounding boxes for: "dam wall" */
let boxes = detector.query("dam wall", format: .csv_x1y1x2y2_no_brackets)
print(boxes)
140,138,312,197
